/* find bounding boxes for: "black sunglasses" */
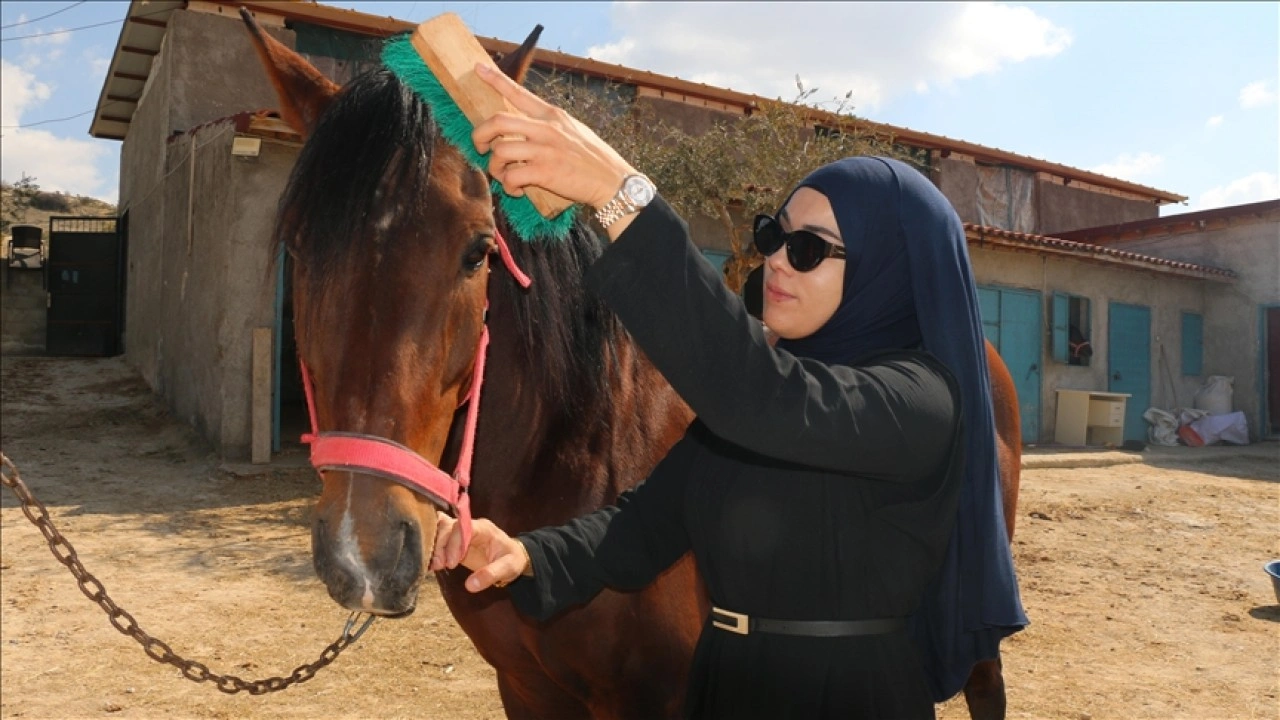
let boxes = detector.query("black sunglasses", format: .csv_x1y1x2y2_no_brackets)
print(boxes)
753,214,846,272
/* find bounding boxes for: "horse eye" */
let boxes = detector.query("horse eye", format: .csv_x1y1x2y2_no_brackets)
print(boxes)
462,236,493,274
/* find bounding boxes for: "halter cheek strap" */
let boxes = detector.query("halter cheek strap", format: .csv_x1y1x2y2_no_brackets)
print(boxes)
299,231,530,556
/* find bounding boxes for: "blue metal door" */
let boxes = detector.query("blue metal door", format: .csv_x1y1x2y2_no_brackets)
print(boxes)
978,286,1042,442
1108,303,1151,443
978,288,1001,347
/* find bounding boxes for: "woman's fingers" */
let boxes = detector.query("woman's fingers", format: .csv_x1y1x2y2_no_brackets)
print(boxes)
488,154,544,199
486,135,538,174
464,540,527,593
473,112,543,154
429,514,460,571
430,515,525,592
475,62,550,118
469,63,636,209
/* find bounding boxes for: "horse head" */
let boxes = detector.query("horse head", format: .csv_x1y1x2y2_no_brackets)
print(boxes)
1068,323,1093,362
242,9,543,616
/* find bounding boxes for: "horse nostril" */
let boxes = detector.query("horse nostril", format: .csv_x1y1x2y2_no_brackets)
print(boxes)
311,517,365,607
387,521,424,592
311,519,330,573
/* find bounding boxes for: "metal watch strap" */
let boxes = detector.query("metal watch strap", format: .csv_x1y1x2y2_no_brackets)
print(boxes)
594,194,637,230
594,174,653,230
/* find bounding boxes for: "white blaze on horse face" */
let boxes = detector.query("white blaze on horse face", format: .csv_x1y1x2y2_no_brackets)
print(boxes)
337,475,378,610
374,206,397,235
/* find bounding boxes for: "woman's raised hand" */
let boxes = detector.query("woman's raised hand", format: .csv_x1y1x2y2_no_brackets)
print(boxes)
430,514,530,592
471,62,637,211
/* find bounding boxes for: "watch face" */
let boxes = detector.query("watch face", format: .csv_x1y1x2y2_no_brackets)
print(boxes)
623,175,656,206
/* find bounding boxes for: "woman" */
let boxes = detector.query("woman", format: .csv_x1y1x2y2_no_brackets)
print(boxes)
432,61,1026,718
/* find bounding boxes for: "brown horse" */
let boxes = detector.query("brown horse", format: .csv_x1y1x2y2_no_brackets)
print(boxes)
968,341,1022,720
242,12,1020,719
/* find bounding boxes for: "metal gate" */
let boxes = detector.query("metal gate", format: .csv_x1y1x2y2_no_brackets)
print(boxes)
45,216,122,357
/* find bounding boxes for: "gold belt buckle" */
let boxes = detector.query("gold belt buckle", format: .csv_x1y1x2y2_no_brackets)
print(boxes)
711,607,749,635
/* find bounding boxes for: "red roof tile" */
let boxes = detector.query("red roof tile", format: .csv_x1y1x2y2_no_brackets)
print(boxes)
964,223,1236,281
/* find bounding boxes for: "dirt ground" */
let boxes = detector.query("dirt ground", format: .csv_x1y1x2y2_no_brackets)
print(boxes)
1,355,1277,720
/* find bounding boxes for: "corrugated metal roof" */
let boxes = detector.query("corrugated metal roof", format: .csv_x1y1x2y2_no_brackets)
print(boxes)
90,0,1186,205
965,223,1236,282
1054,199,1280,245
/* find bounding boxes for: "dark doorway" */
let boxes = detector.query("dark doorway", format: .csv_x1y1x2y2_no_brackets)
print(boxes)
274,250,307,452
45,216,121,356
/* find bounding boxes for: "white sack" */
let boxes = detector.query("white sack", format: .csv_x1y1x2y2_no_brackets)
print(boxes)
1142,407,1180,446
1188,411,1250,446
1193,375,1234,415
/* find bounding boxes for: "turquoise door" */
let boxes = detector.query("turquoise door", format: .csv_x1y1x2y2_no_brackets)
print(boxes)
1108,303,1151,443
978,286,1042,442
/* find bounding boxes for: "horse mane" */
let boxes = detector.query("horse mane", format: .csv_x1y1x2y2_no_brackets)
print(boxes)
274,66,619,415
274,67,437,278
495,219,620,414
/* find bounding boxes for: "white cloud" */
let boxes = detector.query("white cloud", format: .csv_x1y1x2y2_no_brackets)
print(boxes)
88,55,112,80
935,3,1072,77
1,60,112,201
1090,152,1164,182
1189,172,1279,212
1239,81,1276,109
586,2,1071,111
1,60,52,127
1205,115,1223,128
20,27,72,47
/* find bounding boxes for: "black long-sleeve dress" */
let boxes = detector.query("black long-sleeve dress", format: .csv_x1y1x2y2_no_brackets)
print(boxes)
508,197,965,719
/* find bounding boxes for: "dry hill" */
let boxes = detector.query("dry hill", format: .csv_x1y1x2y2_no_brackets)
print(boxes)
1,180,117,256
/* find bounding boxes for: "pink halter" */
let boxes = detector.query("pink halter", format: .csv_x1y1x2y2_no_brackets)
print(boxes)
299,231,531,555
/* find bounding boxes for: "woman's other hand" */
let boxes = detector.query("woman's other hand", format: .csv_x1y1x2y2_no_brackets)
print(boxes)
430,515,531,592
471,62,636,212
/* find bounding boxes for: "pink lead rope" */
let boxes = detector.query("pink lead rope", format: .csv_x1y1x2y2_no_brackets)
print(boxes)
300,230,531,556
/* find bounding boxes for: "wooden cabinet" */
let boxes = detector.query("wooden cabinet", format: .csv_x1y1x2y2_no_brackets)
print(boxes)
1087,399,1125,428
1055,389,1131,446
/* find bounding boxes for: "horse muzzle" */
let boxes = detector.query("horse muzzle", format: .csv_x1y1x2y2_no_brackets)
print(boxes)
311,509,425,616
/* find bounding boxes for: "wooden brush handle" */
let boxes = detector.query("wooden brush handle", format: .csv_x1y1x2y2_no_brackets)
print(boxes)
411,13,575,219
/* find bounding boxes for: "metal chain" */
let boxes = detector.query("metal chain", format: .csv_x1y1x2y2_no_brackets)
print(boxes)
0,452,375,695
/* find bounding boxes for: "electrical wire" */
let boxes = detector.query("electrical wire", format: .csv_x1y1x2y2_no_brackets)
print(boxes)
1,101,128,130
1,5,171,43
3,107,94,130
0,3,170,130
0,1,87,30
2,15,125,42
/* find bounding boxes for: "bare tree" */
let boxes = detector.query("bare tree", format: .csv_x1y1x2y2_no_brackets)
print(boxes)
533,74,915,291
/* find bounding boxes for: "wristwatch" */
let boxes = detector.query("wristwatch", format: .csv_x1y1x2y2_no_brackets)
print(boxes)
594,174,657,230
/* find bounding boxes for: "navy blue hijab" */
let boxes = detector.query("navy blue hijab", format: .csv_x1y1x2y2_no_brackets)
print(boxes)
778,157,1027,700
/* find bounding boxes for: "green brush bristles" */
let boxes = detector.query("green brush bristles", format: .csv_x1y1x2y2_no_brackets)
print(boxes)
382,34,578,243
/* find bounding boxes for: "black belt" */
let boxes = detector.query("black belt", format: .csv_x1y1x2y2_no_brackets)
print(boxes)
710,606,906,637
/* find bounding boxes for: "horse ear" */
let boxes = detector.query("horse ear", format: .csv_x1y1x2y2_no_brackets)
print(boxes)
240,8,340,137
496,25,543,84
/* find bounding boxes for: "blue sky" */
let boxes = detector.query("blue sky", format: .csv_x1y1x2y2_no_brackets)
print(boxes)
2,1,1276,217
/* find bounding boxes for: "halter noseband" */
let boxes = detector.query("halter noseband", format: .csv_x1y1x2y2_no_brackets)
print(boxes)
299,230,531,556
